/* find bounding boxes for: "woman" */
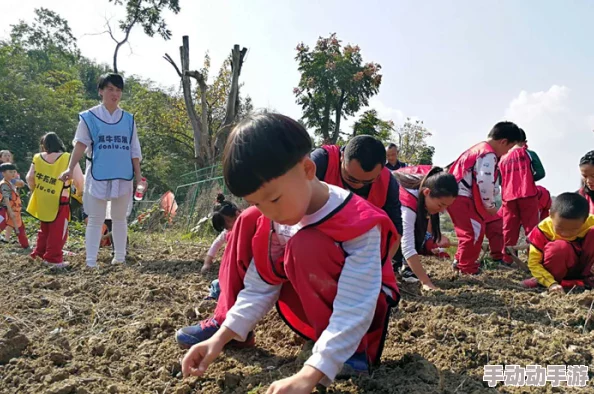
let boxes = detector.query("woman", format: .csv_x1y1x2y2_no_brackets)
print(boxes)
27,133,84,267
579,151,594,214
393,166,458,290
60,73,143,268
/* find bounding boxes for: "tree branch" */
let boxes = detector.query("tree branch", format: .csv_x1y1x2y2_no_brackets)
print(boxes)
163,53,182,78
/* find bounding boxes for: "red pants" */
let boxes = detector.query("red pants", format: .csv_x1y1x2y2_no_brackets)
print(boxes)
542,230,594,287
484,217,504,261
447,196,484,274
0,208,29,248
32,201,70,264
502,196,539,263
277,228,392,365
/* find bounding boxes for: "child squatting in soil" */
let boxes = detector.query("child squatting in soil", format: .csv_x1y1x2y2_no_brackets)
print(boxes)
522,192,594,292
446,122,523,275
578,150,594,215
26,132,84,268
392,166,458,291
176,134,402,350
0,163,29,249
181,112,401,393
201,193,241,273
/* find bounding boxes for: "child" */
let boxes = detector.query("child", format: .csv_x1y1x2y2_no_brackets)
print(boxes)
499,129,539,264
536,185,552,220
26,133,84,267
181,113,400,391
393,166,458,290
202,194,241,273
522,193,594,292
447,121,522,274
385,143,407,171
578,151,594,214
0,150,25,243
0,163,29,249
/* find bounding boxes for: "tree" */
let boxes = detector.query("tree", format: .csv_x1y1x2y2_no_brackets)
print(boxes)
352,109,394,143
394,118,435,165
294,33,382,144
164,37,247,165
106,0,181,73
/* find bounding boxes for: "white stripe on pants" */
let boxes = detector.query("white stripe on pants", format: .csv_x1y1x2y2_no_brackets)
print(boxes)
83,192,131,264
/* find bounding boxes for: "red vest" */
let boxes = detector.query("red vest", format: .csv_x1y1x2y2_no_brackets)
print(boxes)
499,146,538,201
322,145,391,208
399,187,419,213
252,193,399,297
537,186,552,213
448,142,496,219
395,165,433,176
579,187,594,215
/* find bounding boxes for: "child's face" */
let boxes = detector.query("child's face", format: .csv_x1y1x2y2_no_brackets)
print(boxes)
580,164,594,190
100,83,123,107
551,214,586,239
2,170,17,181
423,189,456,214
244,158,315,226
0,152,12,163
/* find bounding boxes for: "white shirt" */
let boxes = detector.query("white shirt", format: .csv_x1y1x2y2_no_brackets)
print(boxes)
73,104,142,200
457,153,497,210
207,230,228,258
401,188,420,260
223,184,382,386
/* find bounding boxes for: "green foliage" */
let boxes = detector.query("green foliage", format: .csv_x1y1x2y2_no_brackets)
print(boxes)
108,0,181,40
395,118,435,165
294,33,382,144
352,109,394,143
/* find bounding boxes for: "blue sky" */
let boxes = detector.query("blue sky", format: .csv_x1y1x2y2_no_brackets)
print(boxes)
2,0,592,195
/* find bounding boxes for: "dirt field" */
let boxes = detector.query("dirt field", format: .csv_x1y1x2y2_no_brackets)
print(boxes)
1,233,594,394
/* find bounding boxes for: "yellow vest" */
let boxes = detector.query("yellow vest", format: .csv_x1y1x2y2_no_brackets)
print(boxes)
27,153,70,222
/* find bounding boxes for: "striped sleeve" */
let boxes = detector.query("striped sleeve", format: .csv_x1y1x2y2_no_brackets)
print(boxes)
222,260,281,341
305,225,382,386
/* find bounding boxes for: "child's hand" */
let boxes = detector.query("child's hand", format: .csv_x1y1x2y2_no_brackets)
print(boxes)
548,283,564,294
181,338,224,377
59,169,73,182
266,366,323,394
486,206,499,216
422,282,438,291
201,256,214,273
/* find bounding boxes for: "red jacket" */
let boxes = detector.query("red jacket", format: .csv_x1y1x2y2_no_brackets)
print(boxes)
322,145,392,208
579,187,594,215
499,146,538,201
448,142,496,219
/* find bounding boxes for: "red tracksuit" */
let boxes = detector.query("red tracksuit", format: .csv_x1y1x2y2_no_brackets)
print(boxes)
537,186,552,220
253,193,399,365
579,187,594,215
500,146,539,263
447,142,497,274
483,212,504,261
31,197,71,263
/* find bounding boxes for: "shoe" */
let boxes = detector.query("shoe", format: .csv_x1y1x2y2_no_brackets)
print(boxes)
175,318,221,349
43,261,70,269
337,352,369,379
111,258,125,265
86,261,98,269
228,331,256,348
521,277,539,289
452,261,481,275
400,266,419,283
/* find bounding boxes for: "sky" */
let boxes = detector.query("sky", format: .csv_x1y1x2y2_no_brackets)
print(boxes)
1,0,593,195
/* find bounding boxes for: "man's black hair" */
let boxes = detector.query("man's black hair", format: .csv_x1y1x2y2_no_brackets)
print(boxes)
97,73,124,91
550,192,589,221
487,121,523,144
0,163,16,173
387,143,398,150
343,135,386,171
518,128,527,143
223,112,312,197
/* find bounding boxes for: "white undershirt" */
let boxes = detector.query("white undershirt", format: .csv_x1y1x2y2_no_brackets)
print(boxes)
207,230,228,258
457,153,497,210
223,184,382,386
73,104,142,201
401,188,420,260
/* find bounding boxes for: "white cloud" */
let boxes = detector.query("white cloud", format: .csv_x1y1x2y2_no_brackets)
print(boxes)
503,85,594,195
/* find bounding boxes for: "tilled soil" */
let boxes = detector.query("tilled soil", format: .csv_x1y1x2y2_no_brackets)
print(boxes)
1,234,594,394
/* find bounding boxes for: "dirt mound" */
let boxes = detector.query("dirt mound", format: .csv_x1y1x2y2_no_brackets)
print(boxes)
1,237,593,393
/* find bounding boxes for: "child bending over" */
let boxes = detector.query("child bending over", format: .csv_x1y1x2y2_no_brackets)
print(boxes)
523,193,594,292
181,113,400,392
202,194,241,273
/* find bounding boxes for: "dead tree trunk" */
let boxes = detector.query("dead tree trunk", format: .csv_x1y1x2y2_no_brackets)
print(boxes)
214,45,247,157
164,36,204,165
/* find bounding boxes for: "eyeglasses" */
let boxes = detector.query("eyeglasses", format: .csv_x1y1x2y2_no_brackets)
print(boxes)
341,163,379,185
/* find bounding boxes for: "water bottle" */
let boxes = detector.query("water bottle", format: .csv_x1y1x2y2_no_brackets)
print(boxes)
134,177,147,201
